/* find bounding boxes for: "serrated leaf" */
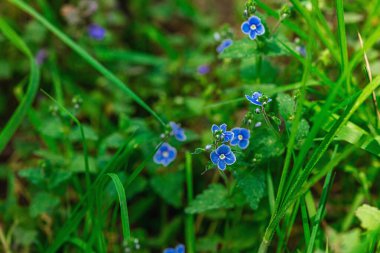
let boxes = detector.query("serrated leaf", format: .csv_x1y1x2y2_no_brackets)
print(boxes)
69,125,98,141
18,167,45,185
30,192,59,217
295,119,310,148
185,184,233,214
251,128,284,159
69,155,97,173
39,118,65,138
18,167,71,189
235,170,266,210
150,171,184,208
276,93,295,120
220,38,257,59
355,204,380,231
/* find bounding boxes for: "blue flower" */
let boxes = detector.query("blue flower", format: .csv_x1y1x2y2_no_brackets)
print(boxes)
210,144,236,170
230,128,250,149
153,143,177,166
241,16,265,40
88,24,106,40
211,124,234,142
163,244,185,253
245,91,272,106
216,39,233,53
170,122,186,141
197,64,210,75
35,49,48,65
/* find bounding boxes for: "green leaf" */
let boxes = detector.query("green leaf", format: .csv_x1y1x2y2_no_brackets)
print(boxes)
185,184,233,214
220,38,257,59
69,125,98,141
18,167,45,185
355,204,380,231
295,119,310,148
38,117,64,139
252,128,285,160
30,192,60,217
13,227,37,246
276,93,295,120
150,171,184,208
235,170,266,210
69,155,97,173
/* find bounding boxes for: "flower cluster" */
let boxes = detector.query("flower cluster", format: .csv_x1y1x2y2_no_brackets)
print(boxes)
209,124,250,171
246,91,272,106
163,244,185,253
153,122,186,167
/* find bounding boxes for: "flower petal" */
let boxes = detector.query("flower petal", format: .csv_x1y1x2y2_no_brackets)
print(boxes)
216,144,230,155
168,147,177,160
175,244,185,253
230,137,239,146
211,124,219,133
175,130,186,141
169,121,178,130
238,139,249,149
210,151,219,164
248,16,261,25
223,131,234,142
220,123,227,132
231,128,241,136
241,21,250,34
163,248,176,253
241,128,250,139
249,30,257,40
256,24,265,35
153,151,162,164
224,152,236,165
218,160,227,170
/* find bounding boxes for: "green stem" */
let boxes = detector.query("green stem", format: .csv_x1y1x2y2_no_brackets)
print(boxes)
185,152,195,253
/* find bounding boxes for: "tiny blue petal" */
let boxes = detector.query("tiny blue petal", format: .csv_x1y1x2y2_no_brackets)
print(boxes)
241,22,250,34
210,151,219,164
88,24,106,40
211,124,219,133
176,244,185,253
217,39,233,53
218,160,227,170
163,249,176,253
170,122,186,141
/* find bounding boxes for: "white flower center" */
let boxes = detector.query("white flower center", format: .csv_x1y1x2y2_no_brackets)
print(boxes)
162,151,169,158
219,154,226,160
250,24,257,30
238,134,243,140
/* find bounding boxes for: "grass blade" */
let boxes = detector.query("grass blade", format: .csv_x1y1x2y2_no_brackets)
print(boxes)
107,173,131,242
259,75,380,252
336,0,350,93
0,18,40,154
306,170,334,253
